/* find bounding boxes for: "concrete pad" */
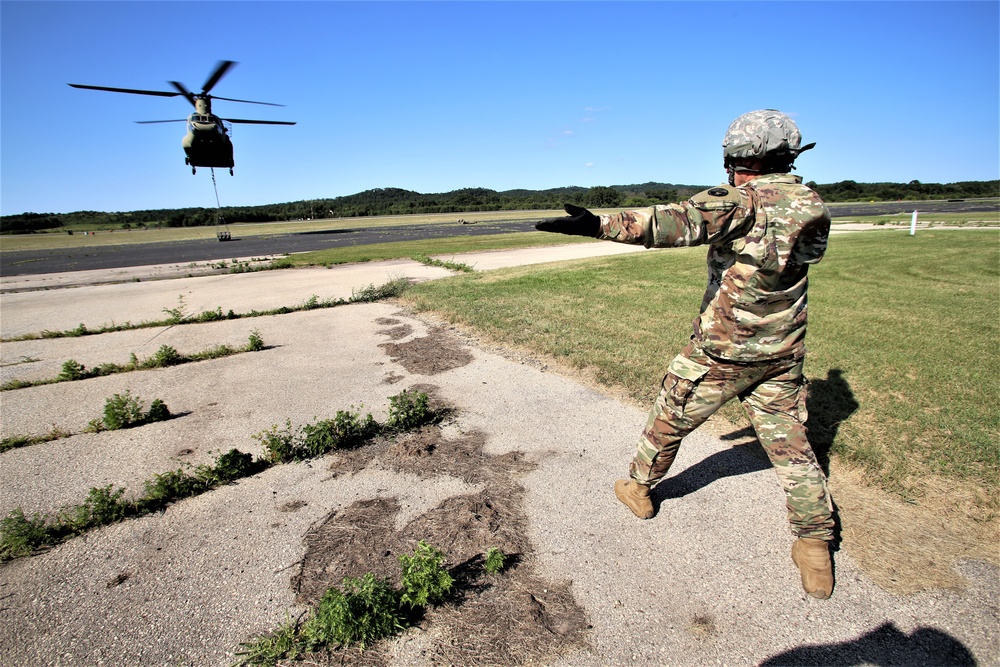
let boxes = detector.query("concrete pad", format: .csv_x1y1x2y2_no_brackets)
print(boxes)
0,243,996,667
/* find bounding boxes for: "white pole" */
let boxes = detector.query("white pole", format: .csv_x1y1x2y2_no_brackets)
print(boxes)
910,210,918,236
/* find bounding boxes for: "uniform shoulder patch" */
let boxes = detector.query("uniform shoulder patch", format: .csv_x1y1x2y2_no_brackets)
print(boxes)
691,185,743,212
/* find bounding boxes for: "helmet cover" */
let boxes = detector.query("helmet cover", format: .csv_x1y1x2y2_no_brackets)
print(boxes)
722,109,809,160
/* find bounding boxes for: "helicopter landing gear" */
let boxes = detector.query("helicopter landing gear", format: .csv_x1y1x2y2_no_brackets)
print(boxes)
192,167,197,175
229,168,234,176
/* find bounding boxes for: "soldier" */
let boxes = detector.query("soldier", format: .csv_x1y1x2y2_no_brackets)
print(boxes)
536,109,835,599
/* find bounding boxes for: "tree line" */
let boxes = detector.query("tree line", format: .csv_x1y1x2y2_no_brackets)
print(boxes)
3,179,997,234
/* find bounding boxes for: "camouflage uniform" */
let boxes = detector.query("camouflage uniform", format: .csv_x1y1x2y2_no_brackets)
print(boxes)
598,173,835,540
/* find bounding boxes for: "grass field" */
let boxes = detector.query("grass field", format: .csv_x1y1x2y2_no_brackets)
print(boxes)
281,231,596,267
400,230,999,511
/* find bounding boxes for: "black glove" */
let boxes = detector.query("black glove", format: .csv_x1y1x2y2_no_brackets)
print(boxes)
535,204,601,237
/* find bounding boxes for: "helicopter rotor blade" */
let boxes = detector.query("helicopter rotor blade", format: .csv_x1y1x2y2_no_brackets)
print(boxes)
68,83,181,98
134,119,188,124
202,60,236,94
169,81,197,107
224,118,297,125
211,95,285,107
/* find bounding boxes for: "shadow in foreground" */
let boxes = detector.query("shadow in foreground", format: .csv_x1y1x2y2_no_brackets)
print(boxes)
758,622,977,667
805,368,860,476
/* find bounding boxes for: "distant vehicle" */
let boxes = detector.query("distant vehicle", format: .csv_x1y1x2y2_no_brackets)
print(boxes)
69,60,295,175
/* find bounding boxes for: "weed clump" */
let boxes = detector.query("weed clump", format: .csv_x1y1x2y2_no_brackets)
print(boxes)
255,390,436,464
385,388,432,432
0,427,70,453
302,573,405,650
0,391,436,562
88,391,170,432
398,540,454,609
59,359,86,381
238,540,463,665
0,447,265,562
484,546,507,574
2,332,267,391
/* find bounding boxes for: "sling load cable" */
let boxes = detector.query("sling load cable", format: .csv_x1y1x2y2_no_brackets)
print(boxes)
210,167,231,241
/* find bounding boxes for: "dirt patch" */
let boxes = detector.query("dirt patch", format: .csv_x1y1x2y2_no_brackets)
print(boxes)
377,324,474,376
829,462,999,594
290,400,590,665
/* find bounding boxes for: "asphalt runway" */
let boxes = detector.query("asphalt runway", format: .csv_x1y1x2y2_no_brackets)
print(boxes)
2,199,995,278
0,218,543,277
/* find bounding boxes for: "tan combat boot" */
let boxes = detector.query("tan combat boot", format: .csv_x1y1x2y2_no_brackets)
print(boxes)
614,479,654,519
791,537,834,599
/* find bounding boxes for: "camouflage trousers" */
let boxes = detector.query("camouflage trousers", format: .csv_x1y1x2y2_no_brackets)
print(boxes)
630,340,834,540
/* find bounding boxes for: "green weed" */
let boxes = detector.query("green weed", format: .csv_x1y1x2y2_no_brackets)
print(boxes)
162,295,188,324
0,435,35,452
302,574,405,650
1,393,434,562
2,276,407,343
484,547,507,574
412,254,474,273
247,329,264,351
3,333,267,391
240,540,457,663
398,540,454,609
151,345,182,367
235,616,303,667
385,389,433,432
59,359,86,381
0,509,49,560
101,391,146,430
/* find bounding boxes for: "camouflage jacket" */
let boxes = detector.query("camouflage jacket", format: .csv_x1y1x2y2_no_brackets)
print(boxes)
597,173,830,362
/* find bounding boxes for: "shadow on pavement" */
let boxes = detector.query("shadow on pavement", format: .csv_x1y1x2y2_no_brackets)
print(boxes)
757,621,977,666
653,446,771,502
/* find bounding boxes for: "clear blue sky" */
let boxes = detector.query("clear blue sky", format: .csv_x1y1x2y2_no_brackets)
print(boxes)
2,1,998,216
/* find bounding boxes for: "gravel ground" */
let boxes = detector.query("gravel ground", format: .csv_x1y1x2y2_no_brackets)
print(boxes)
0,245,996,667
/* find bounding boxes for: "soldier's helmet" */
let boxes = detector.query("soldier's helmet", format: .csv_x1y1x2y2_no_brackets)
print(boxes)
722,109,815,162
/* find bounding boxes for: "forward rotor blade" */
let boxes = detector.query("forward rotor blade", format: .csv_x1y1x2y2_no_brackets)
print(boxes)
169,81,197,107
202,60,236,94
135,119,187,124
224,118,297,125
69,83,180,97
212,96,285,107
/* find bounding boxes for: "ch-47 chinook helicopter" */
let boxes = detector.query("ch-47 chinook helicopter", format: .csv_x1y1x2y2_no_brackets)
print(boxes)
69,60,295,175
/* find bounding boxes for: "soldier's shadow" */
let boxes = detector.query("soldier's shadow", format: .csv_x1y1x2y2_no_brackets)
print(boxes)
757,621,976,666
652,369,859,507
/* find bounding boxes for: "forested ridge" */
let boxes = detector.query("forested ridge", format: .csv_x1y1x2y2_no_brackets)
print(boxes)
3,179,997,234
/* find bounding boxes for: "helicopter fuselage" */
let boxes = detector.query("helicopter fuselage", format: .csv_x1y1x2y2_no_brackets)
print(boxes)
182,112,234,170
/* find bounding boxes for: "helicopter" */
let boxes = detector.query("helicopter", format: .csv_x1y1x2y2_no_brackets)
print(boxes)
69,60,295,175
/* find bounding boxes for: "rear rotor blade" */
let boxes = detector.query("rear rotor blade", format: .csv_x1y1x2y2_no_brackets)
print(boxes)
69,83,180,97
212,96,285,107
202,60,236,94
169,81,197,107
224,118,297,125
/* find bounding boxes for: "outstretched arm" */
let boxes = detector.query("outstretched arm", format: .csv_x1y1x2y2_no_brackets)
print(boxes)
536,187,755,249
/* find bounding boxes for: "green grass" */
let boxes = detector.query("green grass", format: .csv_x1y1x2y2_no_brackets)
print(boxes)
401,230,999,500
280,231,596,268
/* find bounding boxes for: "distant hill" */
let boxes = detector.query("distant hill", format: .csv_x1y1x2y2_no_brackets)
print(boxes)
2,180,997,234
